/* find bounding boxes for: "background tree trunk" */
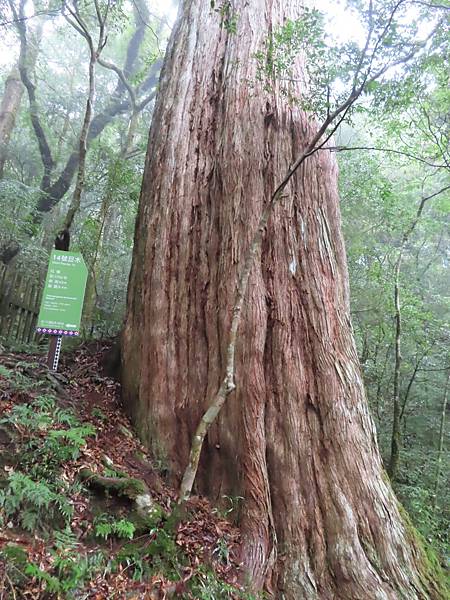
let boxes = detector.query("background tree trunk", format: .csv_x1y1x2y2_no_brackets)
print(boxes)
0,17,41,181
0,68,23,179
122,1,446,597
433,370,449,512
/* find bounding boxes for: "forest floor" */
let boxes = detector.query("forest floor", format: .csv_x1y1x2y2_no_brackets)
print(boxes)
0,342,249,599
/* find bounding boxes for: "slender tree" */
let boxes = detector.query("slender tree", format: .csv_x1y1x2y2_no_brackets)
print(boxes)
433,370,449,512
61,0,110,232
0,4,42,180
122,0,447,596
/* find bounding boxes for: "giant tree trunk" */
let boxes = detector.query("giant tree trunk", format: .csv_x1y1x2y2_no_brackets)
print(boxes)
122,1,445,597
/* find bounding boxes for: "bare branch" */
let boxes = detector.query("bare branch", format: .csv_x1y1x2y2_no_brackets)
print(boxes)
136,89,157,111
327,145,449,169
8,0,54,189
0,6,63,27
98,58,136,107
363,0,407,83
367,20,440,85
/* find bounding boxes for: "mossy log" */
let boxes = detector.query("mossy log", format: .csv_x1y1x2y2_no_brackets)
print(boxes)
79,467,167,532
79,468,147,500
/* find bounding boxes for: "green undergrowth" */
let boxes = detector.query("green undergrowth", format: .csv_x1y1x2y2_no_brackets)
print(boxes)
0,391,94,534
0,363,255,599
396,502,450,597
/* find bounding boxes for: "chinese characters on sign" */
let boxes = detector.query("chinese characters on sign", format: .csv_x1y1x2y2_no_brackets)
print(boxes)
36,250,88,336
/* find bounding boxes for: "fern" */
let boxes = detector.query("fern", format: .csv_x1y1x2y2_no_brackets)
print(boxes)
18,529,107,595
94,514,136,540
1,395,92,439
0,364,13,378
54,527,79,550
0,396,95,534
0,472,74,533
24,563,61,593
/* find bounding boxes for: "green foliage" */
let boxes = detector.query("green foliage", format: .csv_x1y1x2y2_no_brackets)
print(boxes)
255,8,338,107
0,339,45,354
0,395,95,534
112,527,186,582
0,471,74,533
0,179,38,238
94,513,136,540
129,47,162,86
0,544,30,589
75,152,143,337
0,0,171,338
114,526,257,598
254,1,448,123
395,502,449,594
0,364,12,378
0,364,43,392
2,394,95,479
1,505,255,598
395,447,449,560
0,368,252,598
212,536,230,565
0,182,50,275
22,529,107,595
211,0,238,34
91,407,107,420
114,539,150,581
44,529,106,594
339,103,449,561
189,566,254,600
1,543,28,567
2,393,75,429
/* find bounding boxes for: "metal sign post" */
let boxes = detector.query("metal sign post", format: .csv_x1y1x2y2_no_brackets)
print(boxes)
47,335,63,372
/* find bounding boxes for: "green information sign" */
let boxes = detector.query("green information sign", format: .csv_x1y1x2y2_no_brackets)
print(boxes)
36,250,88,337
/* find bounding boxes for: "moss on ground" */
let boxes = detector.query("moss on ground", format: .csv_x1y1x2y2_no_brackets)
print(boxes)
397,502,450,599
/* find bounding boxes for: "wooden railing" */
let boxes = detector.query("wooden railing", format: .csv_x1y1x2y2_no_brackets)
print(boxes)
0,264,42,344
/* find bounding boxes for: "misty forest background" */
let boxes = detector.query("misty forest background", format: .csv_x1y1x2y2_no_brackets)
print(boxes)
0,0,448,588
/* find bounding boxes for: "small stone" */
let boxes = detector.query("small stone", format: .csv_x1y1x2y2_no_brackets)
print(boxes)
118,424,134,438
103,455,114,467
135,493,153,513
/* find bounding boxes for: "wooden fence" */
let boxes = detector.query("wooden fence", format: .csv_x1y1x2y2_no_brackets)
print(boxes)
0,264,42,344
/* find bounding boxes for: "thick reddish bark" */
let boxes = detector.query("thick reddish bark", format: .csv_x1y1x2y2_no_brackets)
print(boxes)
122,1,445,597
